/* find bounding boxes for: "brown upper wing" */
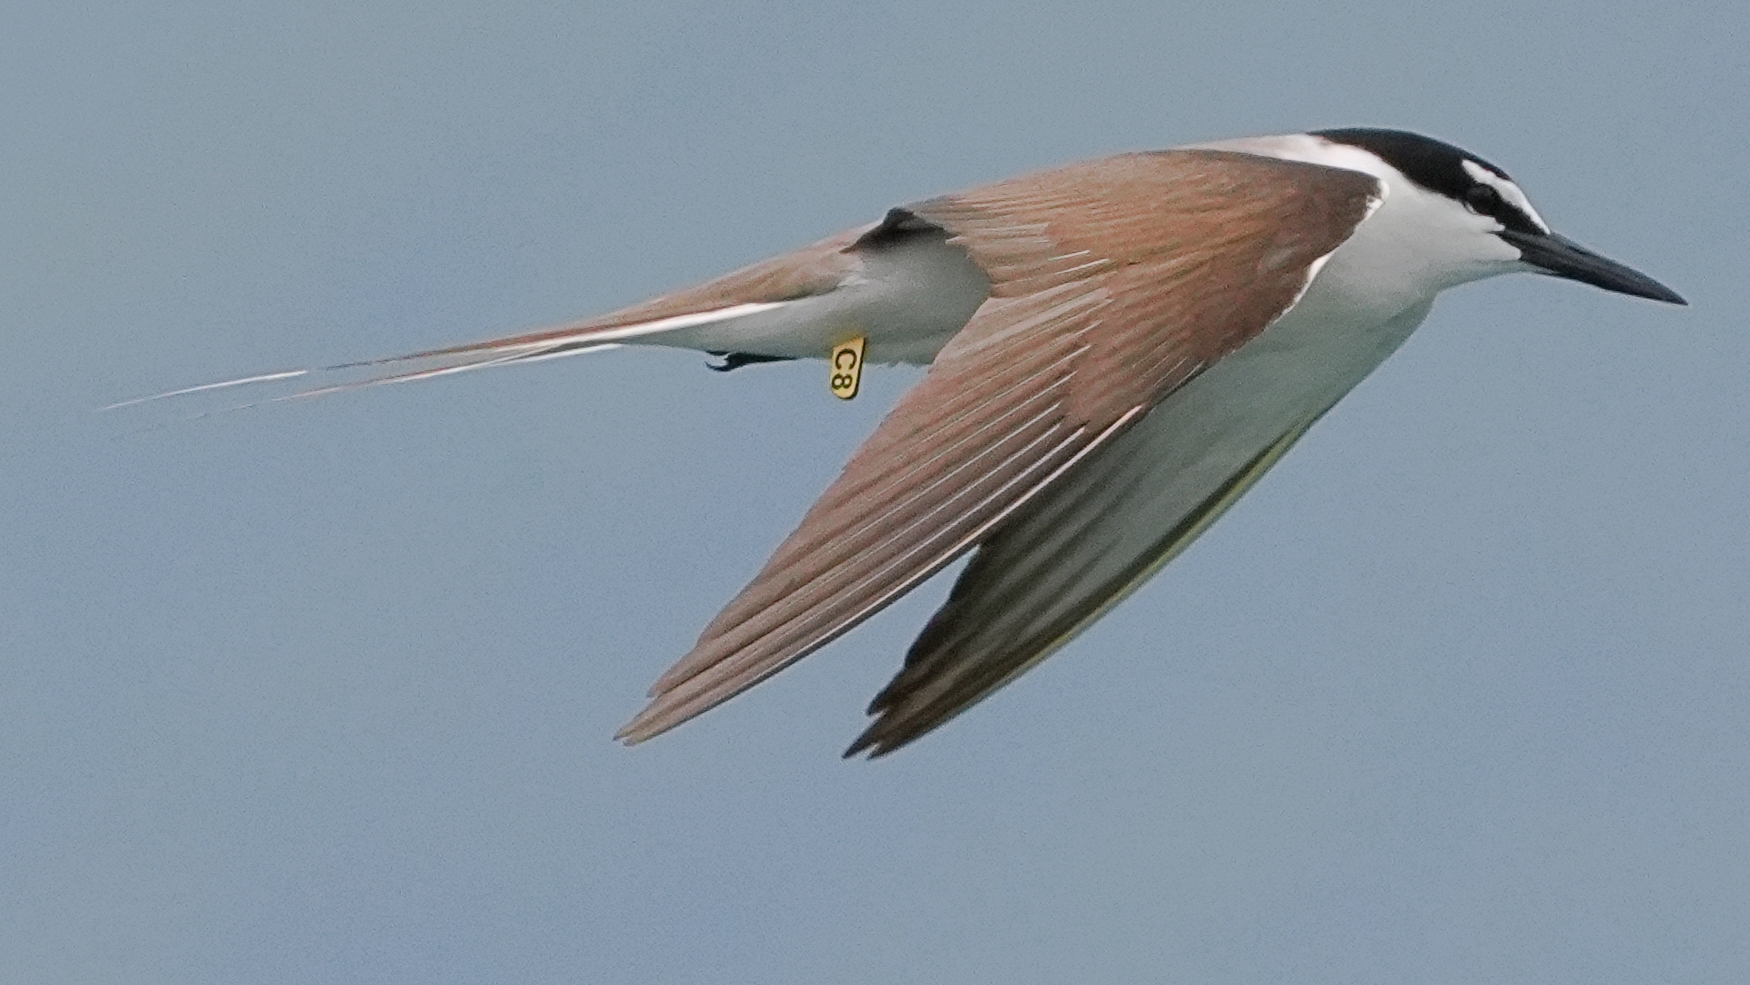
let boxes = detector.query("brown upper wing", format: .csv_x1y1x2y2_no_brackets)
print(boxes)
616,149,1382,746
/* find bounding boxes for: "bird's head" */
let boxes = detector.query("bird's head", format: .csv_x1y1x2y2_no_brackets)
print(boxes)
1310,127,1686,305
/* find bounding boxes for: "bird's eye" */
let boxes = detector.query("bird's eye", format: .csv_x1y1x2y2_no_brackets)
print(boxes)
1464,184,1503,215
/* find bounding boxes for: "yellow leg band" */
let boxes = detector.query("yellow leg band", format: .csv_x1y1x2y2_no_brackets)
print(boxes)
829,336,866,400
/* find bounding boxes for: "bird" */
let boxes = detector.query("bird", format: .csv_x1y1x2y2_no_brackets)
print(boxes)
124,128,1685,757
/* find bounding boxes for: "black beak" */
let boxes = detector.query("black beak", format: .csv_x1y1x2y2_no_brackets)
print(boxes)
1498,229,1687,305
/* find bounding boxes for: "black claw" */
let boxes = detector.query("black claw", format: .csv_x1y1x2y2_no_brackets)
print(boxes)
706,351,796,373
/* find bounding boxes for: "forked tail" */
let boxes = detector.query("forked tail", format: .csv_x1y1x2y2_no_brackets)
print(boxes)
99,301,787,423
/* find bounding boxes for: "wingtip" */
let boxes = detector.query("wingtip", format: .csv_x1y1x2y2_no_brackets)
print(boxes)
843,716,910,760
614,709,664,745
615,690,702,746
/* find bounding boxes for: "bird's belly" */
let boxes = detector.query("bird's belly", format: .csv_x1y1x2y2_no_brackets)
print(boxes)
642,234,991,365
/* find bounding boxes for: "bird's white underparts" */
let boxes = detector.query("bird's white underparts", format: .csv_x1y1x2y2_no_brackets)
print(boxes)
122,129,1685,757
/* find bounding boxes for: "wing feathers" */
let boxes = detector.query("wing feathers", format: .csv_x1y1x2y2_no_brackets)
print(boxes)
847,413,1322,756
621,148,1382,750
622,419,1138,740
620,282,1130,741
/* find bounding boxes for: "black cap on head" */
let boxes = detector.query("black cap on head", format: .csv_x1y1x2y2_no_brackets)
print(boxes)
1316,128,1685,304
1314,128,1545,234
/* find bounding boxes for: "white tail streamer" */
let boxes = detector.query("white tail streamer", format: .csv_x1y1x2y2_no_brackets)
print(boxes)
99,300,788,422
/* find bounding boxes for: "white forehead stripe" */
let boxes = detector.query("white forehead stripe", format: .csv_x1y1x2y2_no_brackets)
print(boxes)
1462,159,1551,233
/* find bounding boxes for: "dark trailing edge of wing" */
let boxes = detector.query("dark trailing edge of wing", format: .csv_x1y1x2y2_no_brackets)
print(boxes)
842,415,1318,758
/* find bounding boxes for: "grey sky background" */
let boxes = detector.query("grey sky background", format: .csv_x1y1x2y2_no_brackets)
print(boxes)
5,2,1747,982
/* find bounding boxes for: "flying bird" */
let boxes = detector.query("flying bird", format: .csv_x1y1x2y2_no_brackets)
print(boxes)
127,129,1685,756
